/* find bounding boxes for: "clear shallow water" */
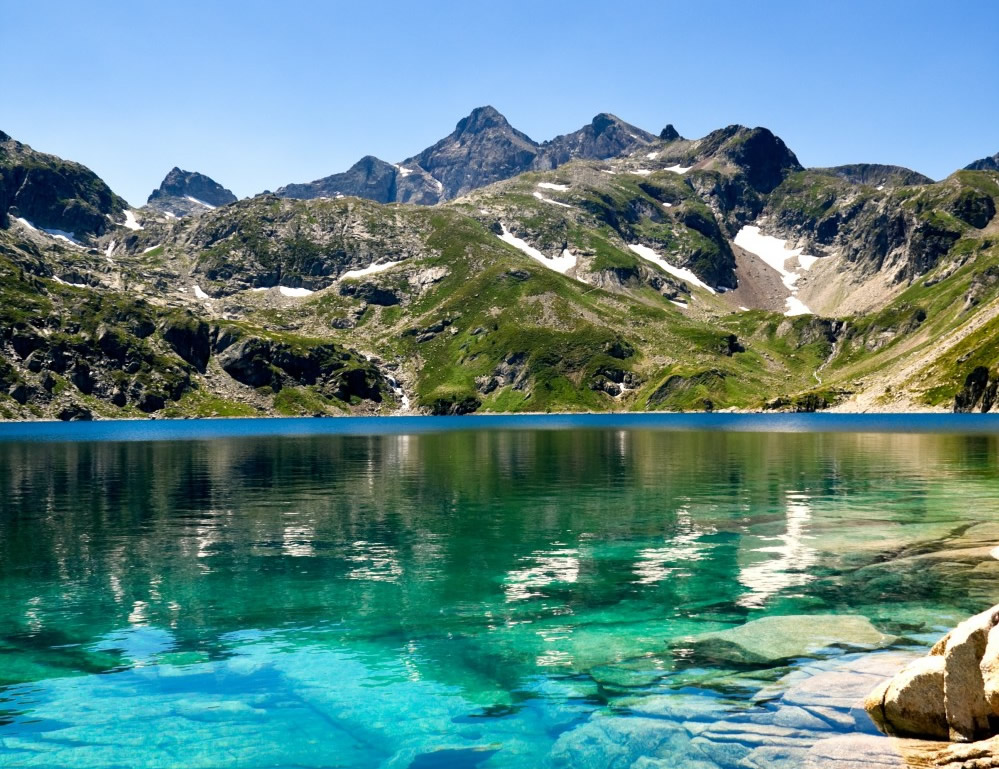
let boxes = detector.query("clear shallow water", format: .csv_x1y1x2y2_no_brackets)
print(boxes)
1,417,999,767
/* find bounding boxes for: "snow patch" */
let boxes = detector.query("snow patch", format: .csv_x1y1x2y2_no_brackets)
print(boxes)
633,169,653,176
432,179,444,193
497,225,576,274
670,300,688,308
164,212,177,219
734,225,816,316
600,169,616,175
628,244,715,293
193,285,210,300
122,210,143,231
646,151,660,160
395,165,414,177
279,286,314,297
533,191,572,208
664,164,693,174
341,260,405,279
250,287,268,292
185,196,216,210
537,182,569,191
105,239,116,262
17,218,85,247
142,244,160,254
661,202,673,208
54,276,88,288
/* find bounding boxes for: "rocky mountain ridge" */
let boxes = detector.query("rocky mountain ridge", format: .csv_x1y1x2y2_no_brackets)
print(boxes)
146,167,237,217
274,106,659,205
0,116,997,421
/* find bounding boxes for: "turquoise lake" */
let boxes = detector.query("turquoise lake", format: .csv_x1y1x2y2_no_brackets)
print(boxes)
2,415,999,768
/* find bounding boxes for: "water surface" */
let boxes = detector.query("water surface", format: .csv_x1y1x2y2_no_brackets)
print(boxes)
1,417,998,767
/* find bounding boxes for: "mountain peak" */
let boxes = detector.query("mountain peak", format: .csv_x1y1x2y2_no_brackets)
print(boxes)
455,105,511,135
660,124,681,142
148,168,237,208
590,113,622,135
965,152,999,172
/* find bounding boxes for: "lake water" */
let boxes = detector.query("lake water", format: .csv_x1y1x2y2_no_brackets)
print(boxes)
1,415,998,768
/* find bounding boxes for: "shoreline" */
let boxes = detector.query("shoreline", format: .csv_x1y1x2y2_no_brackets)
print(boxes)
0,410,996,443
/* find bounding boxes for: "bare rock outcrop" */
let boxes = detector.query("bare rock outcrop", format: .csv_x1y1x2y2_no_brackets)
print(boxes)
865,605,999,743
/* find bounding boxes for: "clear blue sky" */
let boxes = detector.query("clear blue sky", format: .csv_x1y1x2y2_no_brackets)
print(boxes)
3,0,997,206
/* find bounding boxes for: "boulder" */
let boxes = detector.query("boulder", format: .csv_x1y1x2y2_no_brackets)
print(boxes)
865,655,948,740
674,615,896,666
865,604,999,743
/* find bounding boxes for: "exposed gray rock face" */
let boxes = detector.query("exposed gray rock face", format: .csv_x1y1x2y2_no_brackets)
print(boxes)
0,131,126,239
865,605,999,742
146,167,237,216
276,108,658,205
966,152,999,172
954,366,998,413
819,163,934,187
534,113,656,170
660,124,681,142
275,155,442,205
401,106,540,199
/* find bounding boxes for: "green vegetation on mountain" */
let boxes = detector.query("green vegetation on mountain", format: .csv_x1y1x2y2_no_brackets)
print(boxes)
0,116,998,419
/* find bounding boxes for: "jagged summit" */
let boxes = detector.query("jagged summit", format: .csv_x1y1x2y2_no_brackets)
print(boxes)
275,155,440,205
147,168,237,216
453,105,522,136
660,124,681,142
536,113,655,170
966,152,999,172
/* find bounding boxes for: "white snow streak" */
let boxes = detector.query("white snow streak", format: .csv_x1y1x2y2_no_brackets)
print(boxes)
193,285,210,300
628,244,715,293
537,182,569,191
533,191,572,208
646,151,660,159
54,276,88,288
279,286,314,297
341,260,405,279
633,169,653,176
142,244,160,254
497,225,576,274
122,210,143,230
105,239,116,262
664,164,693,174
395,165,414,177
185,196,216,210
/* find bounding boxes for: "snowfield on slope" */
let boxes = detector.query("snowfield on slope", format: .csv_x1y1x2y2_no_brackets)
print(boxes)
734,225,817,316
341,260,405,279
497,225,576,274
628,244,715,293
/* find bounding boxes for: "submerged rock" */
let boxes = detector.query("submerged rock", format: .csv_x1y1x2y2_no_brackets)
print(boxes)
673,615,896,665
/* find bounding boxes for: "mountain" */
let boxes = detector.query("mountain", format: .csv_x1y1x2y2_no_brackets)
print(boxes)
278,107,659,204
0,118,998,422
146,167,237,216
535,113,657,170
0,130,127,241
275,155,442,205
817,164,934,187
966,152,999,172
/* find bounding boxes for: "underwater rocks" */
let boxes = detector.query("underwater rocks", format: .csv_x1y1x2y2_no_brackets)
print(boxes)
865,604,999,743
673,614,897,665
